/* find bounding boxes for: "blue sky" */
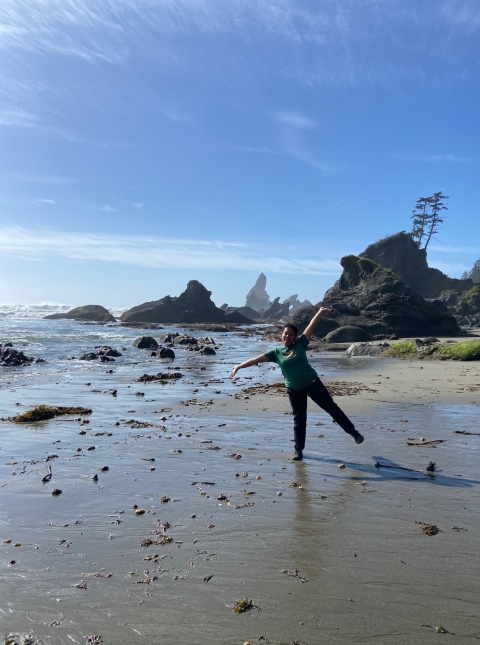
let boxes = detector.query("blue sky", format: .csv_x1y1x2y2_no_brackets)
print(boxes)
1,0,479,308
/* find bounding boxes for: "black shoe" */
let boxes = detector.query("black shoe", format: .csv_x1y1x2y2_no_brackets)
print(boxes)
292,450,303,461
352,432,364,444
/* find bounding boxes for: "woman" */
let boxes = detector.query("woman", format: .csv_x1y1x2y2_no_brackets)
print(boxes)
230,307,364,460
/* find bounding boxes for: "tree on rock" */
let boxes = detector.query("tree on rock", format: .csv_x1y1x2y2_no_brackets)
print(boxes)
462,258,480,283
410,191,449,251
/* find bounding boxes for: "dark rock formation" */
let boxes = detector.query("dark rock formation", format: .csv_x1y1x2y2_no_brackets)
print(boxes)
77,346,122,362
436,286,480,328
226,306,261,320
44,305,116,322
152,347,175,360
133,336,159,349
197,346,216,355
245,273,270,311
360,232,473,299
121,322,164,329
120,280,253,324
290,255,460,338
325,326,373,344
0,344,45,366
261,297,290,321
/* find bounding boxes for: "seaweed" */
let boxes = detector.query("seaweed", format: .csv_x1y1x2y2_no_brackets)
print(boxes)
12,405,92,423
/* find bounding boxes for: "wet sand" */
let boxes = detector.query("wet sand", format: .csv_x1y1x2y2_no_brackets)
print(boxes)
1,350,480,644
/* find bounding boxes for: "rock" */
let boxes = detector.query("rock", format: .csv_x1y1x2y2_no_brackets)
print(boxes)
226,306,261,320
197,346,216,355
360,232,474,299
219,303,228,310
175,335,198,345
325,326,373,343
245,273,271,311
120,280,253,324
436,286,480,328
44,305,116,322
153,347,175,359
121,322,164,329
78,346,122,361
346,342,391,356
283,294,313,314
260,297,290,321
290,255,460,338
0,345,45,366
133,336,159,349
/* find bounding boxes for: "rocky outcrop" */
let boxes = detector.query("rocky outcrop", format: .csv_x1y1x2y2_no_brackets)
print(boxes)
360,232,473,299
76,346,122,362
0,344,45,366
283,295,313,314
260,297,290,321
290,255,460,338
226,306,261,320
120,281,253,325
152,347,175,360
436,286,480,328
44,305,116,322
245,273,270,311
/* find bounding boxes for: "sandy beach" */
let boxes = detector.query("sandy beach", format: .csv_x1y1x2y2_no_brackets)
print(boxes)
1,328,480,645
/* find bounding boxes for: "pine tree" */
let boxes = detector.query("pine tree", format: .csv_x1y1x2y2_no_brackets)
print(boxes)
410,197,431,247
424,191,449,251
471,258,480,283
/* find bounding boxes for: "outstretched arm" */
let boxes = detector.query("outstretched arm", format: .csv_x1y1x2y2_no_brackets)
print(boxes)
303,307,333,341
230,354,268,378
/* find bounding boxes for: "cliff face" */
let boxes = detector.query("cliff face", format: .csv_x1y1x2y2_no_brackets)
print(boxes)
360,232,473,299
290,255,460,338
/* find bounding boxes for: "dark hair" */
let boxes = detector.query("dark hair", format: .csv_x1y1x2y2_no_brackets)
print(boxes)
283,323,298,337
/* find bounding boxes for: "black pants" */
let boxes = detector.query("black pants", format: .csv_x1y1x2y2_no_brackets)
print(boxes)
287,377,356,452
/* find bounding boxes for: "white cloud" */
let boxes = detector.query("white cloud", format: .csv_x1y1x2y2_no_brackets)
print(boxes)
274,111,317,129
92,205,118,212
131,202,144,209
33,198,56,205
429,245,480,254
0,226,342,276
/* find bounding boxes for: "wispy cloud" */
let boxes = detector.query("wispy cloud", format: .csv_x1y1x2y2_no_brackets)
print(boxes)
274,111,317,129
92,205,118,212
131,202,144,209
33,198,56,205
391,153,472,163
0,226,342,276
429,245,480,254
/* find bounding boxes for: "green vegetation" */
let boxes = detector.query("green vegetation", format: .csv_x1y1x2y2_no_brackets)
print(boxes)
13,405,92,423
358,256,398,278
458,285,480,308
410,191,449,250
432,341,480,361
461,258,480,284
382,340,417,357
382,340,480,361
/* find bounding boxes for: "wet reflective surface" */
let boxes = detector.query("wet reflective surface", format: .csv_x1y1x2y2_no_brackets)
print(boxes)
1,318,480,644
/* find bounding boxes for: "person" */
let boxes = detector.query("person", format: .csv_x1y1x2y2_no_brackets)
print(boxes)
229,307,364,460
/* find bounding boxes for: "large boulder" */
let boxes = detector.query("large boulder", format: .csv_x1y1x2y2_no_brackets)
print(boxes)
360,232,473,299
325,326,373,344
0,344,45,366
44,305,115,322
290,255,460,338
347,342,391,357
133,336,159,349
120,280,253,324
245,273,271,311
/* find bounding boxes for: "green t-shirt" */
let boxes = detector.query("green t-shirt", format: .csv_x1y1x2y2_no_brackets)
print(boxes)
263,334,318,390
